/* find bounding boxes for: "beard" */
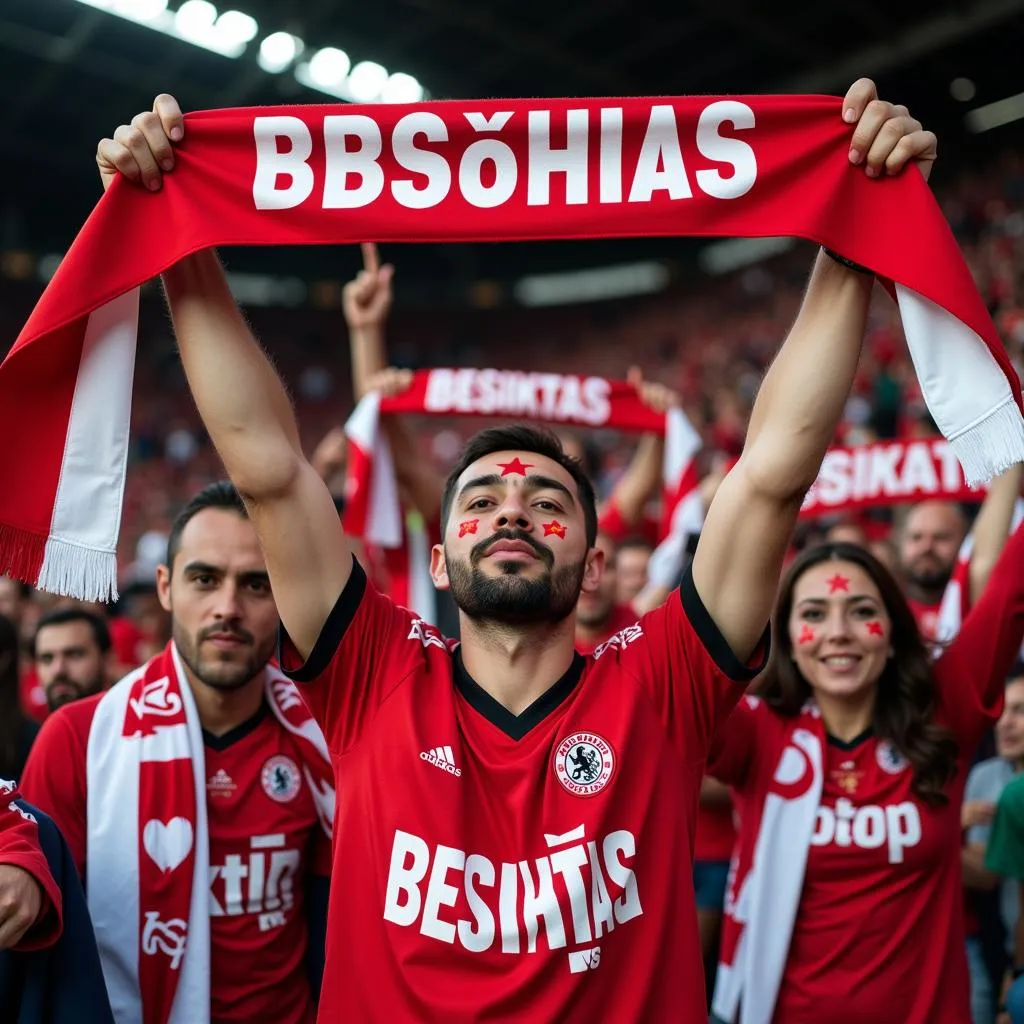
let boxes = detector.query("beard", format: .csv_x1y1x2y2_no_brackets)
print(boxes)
45,673,104,712
172,619,274,692
447,529,586,627
904,553,953,591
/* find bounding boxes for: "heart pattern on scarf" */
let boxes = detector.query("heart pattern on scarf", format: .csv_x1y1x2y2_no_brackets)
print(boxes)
143,817,194,874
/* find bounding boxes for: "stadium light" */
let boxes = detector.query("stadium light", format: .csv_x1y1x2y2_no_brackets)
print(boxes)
70,0,428,98
515,262,670,307
966,91,1024,133
258,31,302,73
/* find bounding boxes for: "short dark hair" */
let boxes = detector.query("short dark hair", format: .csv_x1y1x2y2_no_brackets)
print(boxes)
617,535,654,554
441,426,598,546
166,481,248,569
33,607,111,658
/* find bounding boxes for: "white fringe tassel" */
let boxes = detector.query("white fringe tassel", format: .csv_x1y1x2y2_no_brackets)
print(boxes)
37,537,119,603
948,396,1024,488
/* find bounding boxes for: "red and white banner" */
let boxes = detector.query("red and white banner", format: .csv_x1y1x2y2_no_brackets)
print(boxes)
799,437,985,518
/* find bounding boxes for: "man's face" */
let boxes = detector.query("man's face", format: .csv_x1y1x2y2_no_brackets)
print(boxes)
615,544,651,605
899,502,965,591
577,534,618,628
156,509,277,691
997,679,1024,762
433,450,601,627
35,621,107,711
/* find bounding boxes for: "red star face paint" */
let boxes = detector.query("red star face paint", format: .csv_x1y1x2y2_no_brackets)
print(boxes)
826,574,850,594
542,520,566,539
497,457,533,477
866,620,884,637
458,519,478,538
798,625,816,646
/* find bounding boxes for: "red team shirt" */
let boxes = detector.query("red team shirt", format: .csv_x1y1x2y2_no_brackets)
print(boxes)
709,523,1024,1023
279,559,766,1023
21,695,328,1024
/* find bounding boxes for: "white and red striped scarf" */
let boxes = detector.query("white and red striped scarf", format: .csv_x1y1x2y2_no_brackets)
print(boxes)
2,95,1022,600
84,643,334,1024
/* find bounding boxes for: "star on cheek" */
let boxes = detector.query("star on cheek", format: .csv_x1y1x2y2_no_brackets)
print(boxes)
866,620,884,637
542,520,566,539
458,519,478,538
497,457,533,477
826,574,850,594
798,625,816,646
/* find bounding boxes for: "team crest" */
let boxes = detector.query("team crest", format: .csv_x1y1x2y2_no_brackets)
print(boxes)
875,741,909,775
261,755,301,803
554,732,615,797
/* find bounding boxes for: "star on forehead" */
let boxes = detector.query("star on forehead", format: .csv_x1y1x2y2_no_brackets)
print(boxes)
866,620,884,636
826,574,850,594
497,457,534,477
542,520,566,538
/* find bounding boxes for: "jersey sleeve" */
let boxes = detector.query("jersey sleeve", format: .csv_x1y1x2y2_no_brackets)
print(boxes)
933,522,1024,749
0,780,63,951
19,707,89,879
278,556,428,755
605,564,769,764
985,776,1024,880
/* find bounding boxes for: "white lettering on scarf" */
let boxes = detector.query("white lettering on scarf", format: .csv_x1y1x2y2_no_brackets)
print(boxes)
251,103,757,211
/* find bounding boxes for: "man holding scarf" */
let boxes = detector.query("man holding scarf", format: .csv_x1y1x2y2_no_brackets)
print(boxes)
95,80,936,1022
21,483,334,1024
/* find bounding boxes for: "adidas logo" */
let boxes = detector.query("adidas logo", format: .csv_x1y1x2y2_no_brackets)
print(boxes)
420,745,462,777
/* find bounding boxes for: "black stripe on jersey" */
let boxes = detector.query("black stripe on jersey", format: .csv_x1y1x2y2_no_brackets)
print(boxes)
680,564,771,682
827,727,874,751
454,648,585,741
203,701,268,751
279,555,367,683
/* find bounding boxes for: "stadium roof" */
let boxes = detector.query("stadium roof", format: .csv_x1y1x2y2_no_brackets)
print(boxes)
2,0,1023,304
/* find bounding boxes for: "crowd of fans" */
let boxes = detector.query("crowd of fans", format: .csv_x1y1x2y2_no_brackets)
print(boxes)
1,131,1023,1023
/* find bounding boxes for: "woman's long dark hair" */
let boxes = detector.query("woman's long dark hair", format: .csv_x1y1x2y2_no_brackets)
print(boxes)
752,542,959,807
0,614,25,780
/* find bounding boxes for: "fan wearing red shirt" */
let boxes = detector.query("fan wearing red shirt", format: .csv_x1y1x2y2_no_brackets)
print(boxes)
898,500,967,641
574,533,641,656
22,484,329,1024
106,81,940,1022
707,529,1024,1024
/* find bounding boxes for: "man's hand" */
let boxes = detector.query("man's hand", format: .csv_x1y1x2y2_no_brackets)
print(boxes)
310,426,348,482
627,366,680,415
343,243,395,331
364,367,414,399
842,78,937,183
96,94,184,193
962,800,997,830
0,864,43,949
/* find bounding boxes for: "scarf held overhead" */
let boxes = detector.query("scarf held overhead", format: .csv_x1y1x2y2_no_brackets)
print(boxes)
3,95,1022,600
85,644,334,1024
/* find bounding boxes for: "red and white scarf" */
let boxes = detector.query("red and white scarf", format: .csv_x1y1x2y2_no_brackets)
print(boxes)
3,95,1022,600
712,700,825,1024
84,643,334,1024
798,436,989,519
343,367,702,547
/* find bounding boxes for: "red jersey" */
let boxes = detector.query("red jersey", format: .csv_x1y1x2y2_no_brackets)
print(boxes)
597,501,659,548
279,560,766,1023
708,521,1024,1024
575,603,641,656
21,695,327,1024
19,664,47,722
906,596,941,642
693,801,736,863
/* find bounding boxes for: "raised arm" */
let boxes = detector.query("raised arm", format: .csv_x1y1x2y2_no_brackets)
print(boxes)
345,244,442,522
96,97,351,657
692,79,937,661
968,463,1024,603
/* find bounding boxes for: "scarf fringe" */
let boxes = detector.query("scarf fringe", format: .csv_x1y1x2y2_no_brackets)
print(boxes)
36,537,118,603
0,522,47,587
948,396,1024,487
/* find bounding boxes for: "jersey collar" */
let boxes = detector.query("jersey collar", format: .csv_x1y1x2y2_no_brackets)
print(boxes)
453,649,585,741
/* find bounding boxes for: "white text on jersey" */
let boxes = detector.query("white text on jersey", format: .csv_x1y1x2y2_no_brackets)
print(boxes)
383,826,643,954
811,798,922,864
209,833,301,929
